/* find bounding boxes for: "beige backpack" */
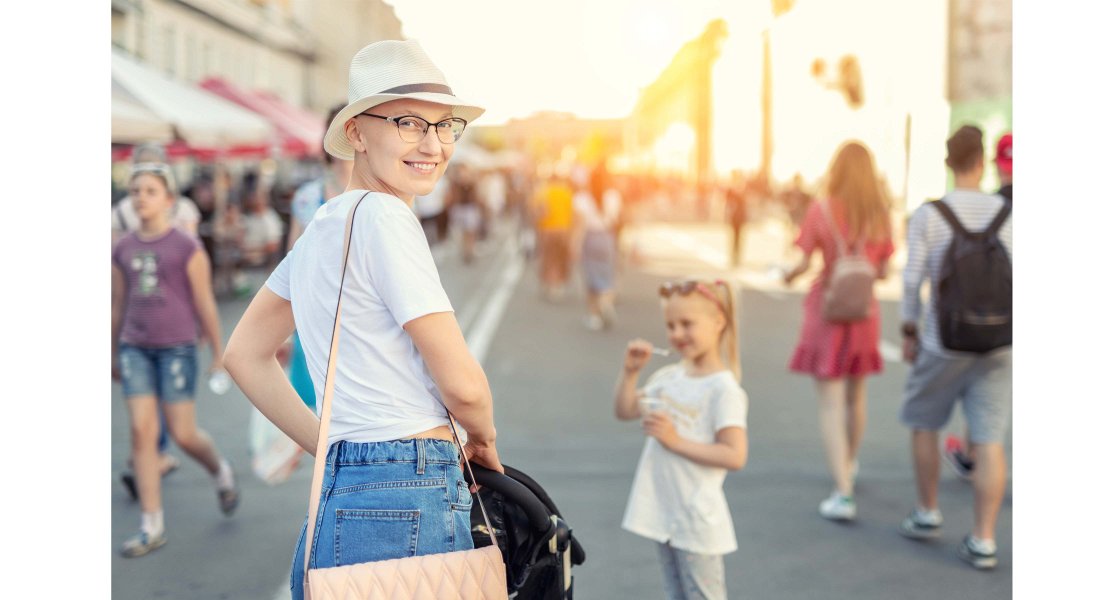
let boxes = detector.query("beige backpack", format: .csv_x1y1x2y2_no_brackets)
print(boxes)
821,202,877,323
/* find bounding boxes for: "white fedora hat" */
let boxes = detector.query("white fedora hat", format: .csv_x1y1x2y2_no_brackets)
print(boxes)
323,39,485,160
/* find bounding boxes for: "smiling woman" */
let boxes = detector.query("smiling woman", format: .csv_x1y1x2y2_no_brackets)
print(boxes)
221,39,506,600
344,99,462,200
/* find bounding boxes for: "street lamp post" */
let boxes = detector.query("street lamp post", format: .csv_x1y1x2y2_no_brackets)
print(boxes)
762,0,795,191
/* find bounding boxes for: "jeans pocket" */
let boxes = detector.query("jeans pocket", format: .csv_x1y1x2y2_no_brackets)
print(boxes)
451,479,473,511
450,479,474,549
333,509,421,566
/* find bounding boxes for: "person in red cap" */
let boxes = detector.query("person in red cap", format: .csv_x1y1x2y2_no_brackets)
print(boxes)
994,133,1012,201
942,131,1012,480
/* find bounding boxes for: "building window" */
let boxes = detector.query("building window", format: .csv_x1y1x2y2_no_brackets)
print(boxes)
111,10,127,50
163,24,176,76
185,34,196,80
202,42,213,78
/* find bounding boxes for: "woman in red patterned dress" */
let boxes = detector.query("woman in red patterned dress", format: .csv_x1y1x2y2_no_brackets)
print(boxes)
783,142,894,521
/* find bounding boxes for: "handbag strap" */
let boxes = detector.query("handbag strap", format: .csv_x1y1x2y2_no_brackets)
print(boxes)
303,192,500,577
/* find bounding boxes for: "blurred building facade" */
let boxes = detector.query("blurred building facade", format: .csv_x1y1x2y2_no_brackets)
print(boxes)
110,0,402,113
290,0,404,112
947,0,1012,192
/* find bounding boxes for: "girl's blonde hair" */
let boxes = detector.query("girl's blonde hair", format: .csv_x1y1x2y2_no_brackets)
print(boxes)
825,141,890,242
711,280,741,382
661,279,742,382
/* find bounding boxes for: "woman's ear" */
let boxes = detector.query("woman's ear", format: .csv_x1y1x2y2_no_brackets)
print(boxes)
344,118,364,154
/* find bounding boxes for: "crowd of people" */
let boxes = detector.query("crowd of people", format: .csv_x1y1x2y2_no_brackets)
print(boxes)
111,38,1013,600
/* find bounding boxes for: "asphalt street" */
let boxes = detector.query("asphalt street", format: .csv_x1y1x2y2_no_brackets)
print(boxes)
110,214,1012,599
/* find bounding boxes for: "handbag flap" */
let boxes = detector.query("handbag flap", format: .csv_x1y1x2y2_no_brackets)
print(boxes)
308,545,506,600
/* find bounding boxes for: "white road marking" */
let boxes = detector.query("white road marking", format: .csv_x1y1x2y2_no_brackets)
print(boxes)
455,243,513,335
644,226,788,300
466,241,524,363
655,227,730,268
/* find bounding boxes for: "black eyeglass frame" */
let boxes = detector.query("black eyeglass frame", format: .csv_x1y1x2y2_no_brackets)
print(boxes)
358,112,468,144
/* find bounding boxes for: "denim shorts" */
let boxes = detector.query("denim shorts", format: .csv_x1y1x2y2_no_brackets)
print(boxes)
900,348,1012,443
289,439,475,599
118,343,198,402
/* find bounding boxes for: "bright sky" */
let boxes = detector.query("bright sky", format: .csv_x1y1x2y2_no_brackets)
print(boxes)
390,0,967,208
388,0,770,126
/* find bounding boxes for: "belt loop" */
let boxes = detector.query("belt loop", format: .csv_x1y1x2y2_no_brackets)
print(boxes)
416,439,426,475
328,442,339,478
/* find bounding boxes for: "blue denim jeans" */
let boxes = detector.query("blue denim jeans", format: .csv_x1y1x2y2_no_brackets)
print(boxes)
289,439,475,599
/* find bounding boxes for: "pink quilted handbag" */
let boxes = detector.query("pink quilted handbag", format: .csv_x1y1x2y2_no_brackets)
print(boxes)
302,193,508,599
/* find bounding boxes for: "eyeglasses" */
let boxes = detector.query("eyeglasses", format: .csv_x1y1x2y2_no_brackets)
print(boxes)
358,112,467,144
658,280,728,315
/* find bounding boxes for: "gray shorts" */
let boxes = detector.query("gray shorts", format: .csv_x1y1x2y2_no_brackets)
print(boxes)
899,348,1012,444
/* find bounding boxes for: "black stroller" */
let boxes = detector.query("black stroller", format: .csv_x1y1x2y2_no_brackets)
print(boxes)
469,464,587,599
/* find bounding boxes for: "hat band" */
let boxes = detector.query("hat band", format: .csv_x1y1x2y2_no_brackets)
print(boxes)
379,83,453,95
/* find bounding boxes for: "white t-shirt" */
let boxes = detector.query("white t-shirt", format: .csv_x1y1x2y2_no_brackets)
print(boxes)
242,208,284,249
573,189,621,232
265,190,455,446
478,172,507,215
621,363,748,555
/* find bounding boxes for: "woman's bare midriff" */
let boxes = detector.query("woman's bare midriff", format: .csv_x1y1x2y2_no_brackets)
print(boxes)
401,425,455,442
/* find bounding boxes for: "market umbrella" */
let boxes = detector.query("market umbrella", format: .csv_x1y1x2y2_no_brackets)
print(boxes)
112,80,173,144
111,47,271,148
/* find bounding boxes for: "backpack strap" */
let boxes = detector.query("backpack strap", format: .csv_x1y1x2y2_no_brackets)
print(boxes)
930,199,968,236
984,197,1012,237
931,197,1011,240
821,200,860,256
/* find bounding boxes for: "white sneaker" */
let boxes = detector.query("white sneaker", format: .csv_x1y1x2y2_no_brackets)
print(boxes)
899,507,943,540
600,303,616,328
819,491,856,521
584,315,604,331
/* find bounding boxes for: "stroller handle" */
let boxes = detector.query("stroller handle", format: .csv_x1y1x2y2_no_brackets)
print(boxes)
468,463,555,535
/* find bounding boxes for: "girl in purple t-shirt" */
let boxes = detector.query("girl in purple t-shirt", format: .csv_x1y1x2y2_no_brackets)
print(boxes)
111,163,239,557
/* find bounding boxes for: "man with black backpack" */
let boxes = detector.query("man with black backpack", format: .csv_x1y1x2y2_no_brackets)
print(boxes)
896,125,1013,570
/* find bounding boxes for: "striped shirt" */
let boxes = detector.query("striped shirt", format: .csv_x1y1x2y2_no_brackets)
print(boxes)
902,190,1013,355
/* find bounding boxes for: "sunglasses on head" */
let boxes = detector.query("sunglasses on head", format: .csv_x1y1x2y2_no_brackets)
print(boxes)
658,280,728,314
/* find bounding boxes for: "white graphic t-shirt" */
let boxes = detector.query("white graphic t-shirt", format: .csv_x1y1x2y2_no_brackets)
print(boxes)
621,363,748,555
